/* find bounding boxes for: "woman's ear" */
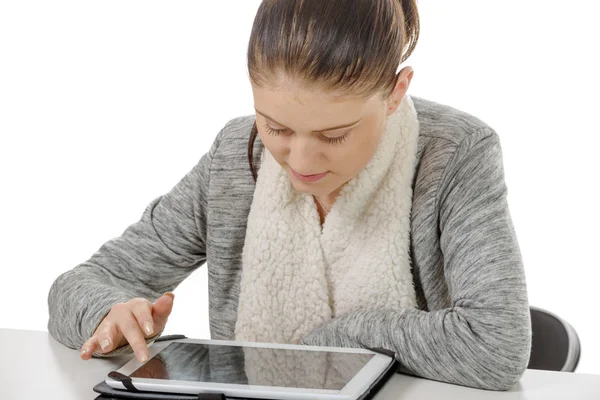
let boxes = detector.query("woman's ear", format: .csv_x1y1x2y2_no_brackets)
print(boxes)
386,66,414,115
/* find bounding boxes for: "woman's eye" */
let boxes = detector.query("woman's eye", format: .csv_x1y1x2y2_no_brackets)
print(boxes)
263,123,351,145
322,131,351,145
264,124,287,136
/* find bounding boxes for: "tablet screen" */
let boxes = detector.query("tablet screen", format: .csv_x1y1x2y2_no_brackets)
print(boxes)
129,342,374,390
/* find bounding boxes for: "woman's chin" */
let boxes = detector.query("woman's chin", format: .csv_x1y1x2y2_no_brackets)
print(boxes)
288,173,322,193
289,179,314,194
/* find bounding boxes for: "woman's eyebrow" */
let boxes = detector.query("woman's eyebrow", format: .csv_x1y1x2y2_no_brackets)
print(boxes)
254,108,362,132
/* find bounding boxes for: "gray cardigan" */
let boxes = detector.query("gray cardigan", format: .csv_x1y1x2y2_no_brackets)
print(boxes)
47,96,532,391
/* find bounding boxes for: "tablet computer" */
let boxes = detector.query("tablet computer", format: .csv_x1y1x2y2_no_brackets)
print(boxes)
104,338,397,400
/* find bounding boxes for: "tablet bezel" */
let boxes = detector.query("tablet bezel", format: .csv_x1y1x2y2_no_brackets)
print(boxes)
105,338,394,400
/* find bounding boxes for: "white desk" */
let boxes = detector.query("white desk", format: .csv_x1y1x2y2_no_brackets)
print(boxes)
2,329,599,399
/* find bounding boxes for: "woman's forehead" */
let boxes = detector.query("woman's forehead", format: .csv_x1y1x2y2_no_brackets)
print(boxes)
253,95,376,133
253,84,376,116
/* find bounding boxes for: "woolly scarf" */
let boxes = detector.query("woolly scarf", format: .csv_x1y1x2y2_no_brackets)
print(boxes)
235,94,420,345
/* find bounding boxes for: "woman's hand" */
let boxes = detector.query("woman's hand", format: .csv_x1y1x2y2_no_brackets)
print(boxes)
300,313,362,349
79,292,175,362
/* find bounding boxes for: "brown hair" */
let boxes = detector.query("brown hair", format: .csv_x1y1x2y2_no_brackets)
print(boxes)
246,0,420,182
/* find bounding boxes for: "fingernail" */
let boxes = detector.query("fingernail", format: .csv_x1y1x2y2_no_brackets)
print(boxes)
139,352,149,363
100,338,110,350
164,292,175,300
143,321,154,336
80,348,87,357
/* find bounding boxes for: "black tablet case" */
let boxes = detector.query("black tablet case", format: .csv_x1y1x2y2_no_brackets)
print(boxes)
92,336,400,400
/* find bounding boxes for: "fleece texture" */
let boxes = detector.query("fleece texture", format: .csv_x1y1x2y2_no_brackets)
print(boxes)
47,95,532,391
235,95,419,344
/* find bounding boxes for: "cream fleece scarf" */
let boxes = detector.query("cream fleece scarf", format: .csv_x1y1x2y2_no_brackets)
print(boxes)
235,94,420,345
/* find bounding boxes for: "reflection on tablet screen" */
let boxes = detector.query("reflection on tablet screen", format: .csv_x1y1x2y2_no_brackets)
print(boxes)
129,343,374,390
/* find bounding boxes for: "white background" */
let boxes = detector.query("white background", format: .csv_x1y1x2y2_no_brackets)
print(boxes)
1,1,599,374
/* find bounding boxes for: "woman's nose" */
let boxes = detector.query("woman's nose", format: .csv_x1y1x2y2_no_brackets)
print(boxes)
288,136,319,172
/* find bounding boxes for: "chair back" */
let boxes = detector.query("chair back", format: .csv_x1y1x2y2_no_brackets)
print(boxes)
528,306,580,372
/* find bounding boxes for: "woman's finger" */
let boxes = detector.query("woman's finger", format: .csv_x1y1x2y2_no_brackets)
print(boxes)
129,298,155,337
80,335,99,360
117,308,150,363
152,292,175,329
93,306,126,354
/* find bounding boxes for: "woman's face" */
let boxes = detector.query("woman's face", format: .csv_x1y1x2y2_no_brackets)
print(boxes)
251,67,413,200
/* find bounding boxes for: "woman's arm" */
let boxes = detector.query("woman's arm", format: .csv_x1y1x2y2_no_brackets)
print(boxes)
301,128,532,391
47,122,229,352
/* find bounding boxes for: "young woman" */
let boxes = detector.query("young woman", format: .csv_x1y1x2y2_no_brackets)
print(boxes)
48,0,532,391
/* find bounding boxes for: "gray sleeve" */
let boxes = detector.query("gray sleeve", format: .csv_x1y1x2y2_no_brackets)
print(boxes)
47,123,226,353
301,128,532,391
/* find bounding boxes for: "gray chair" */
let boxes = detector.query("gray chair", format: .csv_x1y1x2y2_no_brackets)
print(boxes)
527,306,581,372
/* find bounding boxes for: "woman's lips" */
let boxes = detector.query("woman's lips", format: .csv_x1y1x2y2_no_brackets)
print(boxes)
291,168,329,182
